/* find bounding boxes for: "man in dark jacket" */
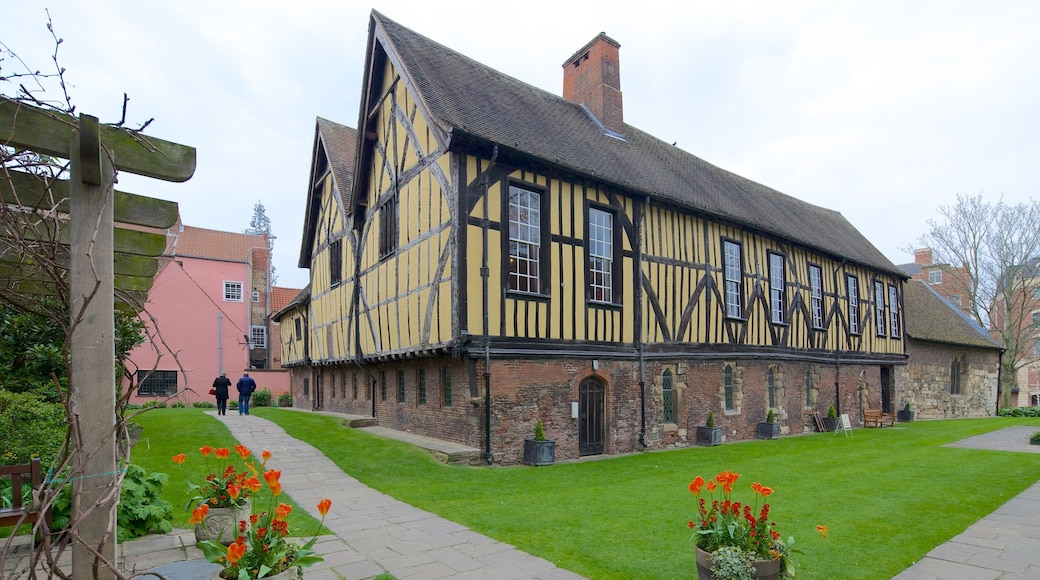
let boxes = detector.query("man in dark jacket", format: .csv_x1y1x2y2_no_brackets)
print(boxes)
212,372,232,415
236,372,257,415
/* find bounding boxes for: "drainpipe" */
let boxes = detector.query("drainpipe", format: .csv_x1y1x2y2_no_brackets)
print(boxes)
482,146,498,465
996,349,1005,414
832,258,847,416
635,196,647,447
217,311,223,376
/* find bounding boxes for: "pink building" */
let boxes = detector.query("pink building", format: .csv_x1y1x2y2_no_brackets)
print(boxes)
123,224,297,405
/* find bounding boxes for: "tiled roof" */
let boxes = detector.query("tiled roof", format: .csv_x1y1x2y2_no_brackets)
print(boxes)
169,226,268,262
316,117,357,209
271,286,302,313
904,280,1002,350
371,10,902,277
271,284,311,322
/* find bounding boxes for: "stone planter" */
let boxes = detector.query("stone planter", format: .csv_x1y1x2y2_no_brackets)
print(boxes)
695,546,781,580
212,567,300,580
523,439,555,466
194,500,250,545
756,421,781,440
696,426,722,446
897,410,915,422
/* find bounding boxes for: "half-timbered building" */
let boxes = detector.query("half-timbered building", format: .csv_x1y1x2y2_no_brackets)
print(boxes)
280,11,909,464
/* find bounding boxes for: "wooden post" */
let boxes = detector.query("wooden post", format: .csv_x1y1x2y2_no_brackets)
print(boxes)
69,113,117,580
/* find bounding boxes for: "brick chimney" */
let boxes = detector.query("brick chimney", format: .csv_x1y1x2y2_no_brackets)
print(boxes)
914,248,933,266
563,33,624,135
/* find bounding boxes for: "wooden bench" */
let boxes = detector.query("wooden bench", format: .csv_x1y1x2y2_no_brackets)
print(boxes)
0,458,47,529
863,409,895,428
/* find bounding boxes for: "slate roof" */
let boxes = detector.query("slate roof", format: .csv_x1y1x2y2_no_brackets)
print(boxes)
316,117,357,209
904,280,1002,350
370,10,902,277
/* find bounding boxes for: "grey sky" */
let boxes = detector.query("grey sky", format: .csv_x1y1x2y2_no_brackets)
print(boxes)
3,1,1037,289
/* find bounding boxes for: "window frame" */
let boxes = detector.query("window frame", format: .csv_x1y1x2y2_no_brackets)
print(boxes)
888,284,901,338
768,251,786,324
417,368,427,405
506,183,546,295
250,325,267,349
847,274,861,335
442,367,452,407
928,269,942,284
137,370,178,397
224,281,243,302
329,238,343,286
874,279,886,337
767,367,777,409
397,369,406,403
662,369,676,424
723,364,735,411
722,239,743,319
379,194,399,259
809,263,824,329
294,317,302,340
586,204,618,304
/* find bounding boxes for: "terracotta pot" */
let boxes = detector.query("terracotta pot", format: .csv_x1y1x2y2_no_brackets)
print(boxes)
695,546,781,580
211,567,300,580
194,500,250,545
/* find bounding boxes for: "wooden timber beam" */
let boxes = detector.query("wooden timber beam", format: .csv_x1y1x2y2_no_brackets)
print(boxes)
0,170,179,228
0,97,196,182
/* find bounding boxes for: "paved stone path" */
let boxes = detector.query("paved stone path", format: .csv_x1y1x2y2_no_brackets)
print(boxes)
214,413,583,580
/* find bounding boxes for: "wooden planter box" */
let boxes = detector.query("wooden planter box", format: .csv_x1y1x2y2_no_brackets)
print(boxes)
756,421,781,440
523,439,556,466
696,426,722,446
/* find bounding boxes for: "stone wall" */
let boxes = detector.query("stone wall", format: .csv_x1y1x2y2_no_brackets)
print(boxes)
901,339,998,419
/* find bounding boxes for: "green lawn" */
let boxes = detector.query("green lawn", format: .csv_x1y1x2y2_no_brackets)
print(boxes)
128,408,326,536
243,408,1040,580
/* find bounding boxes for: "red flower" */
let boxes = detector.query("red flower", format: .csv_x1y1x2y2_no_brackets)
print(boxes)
172,453,186,464
199,446,212,456
317,499,332,516
215,448,230,459
234,444,251,459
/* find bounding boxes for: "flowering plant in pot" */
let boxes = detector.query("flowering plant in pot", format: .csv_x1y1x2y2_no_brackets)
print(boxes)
196,449,332,579
173,444,261,543
688,471,826,579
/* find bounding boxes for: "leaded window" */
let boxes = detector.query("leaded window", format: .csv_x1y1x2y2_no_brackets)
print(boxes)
767,368,776,409
137,370,177,396
874,280,886,336
723,365,734,411
804,366,813,408
508,185,541,294
379,194,398,258
662,370,676,423
723,240,742,319
329,239,343,285
442,367,452,407
888,284,901,338
809,264,824,329
418,369,427,405
397,370,405,403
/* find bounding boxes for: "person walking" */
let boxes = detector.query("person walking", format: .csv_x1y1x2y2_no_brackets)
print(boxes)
212,372,231,415
236,372,257,415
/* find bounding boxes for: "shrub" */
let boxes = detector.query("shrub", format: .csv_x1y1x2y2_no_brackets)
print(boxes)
0,390,65,466
253,388,272,407
141,401,168,409
170,401,187,409
766,409,776,423
1000,406,1040,417
192,401,216,408
1031,431,1040,443
117,463,173,541
229,400,238,410
534,419,546,441
706,412,716,428
826,405,837,419
277,392,293,408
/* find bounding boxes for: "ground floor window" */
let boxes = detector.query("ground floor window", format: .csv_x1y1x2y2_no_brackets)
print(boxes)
137,370,177,396
662,369,676,423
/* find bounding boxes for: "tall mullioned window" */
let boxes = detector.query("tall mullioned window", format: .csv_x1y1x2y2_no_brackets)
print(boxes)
379,195,398,258
874,280,886,336
888,284,901,338
417,369,427,405
662,370,676,423
329,239,343,285
723,365,735,411
847,275,860,335
767,367,776,409
508,185,541,294
809,264,824,329
397,370,405,403
769,252,785,324
442,367,452,407
588,207,614,302
723,240,743,319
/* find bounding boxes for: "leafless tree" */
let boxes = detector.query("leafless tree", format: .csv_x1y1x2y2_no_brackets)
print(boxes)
916,192,1040,408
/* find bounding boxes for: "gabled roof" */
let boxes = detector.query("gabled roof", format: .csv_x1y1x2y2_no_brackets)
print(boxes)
365,10,902,277
298,118,359,268
168,225,267,263
904,280,1002,350
271,286,302,313
271,284,310,322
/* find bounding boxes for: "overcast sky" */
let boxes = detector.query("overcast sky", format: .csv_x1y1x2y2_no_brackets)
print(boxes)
3,1,1038,289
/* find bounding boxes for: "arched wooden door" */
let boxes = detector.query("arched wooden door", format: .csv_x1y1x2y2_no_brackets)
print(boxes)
579,378,605,456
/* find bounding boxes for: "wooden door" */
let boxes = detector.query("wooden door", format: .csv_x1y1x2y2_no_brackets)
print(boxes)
579,378,605,456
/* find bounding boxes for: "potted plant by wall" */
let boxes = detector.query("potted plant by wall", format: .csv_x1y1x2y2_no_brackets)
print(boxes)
823,405,840,432
1030,431,1040,446
523,419,556,466
897,401,915,422
756,409,781,440
697,412,723,446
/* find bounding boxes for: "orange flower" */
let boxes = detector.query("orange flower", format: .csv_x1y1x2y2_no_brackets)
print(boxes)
189,504,210,525
817,525,829,538
261,449,272,466
215,448,230,459
751,482,762,494
227,483,240,500
199,446,212,456
274,503,292,521
172,453,186,464
759,486,773,498
689,476,705,495
317,498,332,516
234,444,251,459
243,476,262,494
264,469,282,496
226,541,247,564
706,480,717,493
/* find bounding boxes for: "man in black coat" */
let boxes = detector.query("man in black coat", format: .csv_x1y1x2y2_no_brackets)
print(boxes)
212,372,231,416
